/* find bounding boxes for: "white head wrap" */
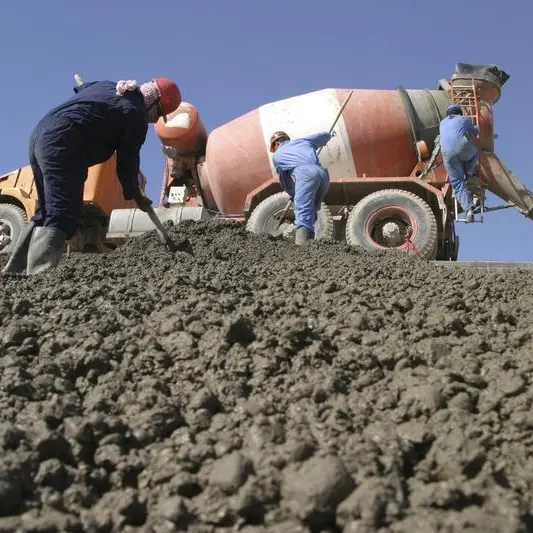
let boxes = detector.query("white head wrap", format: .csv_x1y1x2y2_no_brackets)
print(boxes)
116,80,139,96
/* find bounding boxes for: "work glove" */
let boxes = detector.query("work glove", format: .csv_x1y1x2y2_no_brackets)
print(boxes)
134,191,153,212
282,223,295,241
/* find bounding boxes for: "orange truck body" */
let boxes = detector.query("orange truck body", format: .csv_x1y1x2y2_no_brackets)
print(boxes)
0,157,144,252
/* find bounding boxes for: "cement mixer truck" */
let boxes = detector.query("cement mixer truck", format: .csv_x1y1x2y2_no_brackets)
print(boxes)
106,62,533,261
1,63,530,261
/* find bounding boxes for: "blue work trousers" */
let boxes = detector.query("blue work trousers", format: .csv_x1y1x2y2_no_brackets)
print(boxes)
442,140,478,212
29,120,88,240
293,164,330,232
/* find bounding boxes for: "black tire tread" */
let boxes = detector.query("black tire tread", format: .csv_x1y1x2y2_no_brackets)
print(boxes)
345,188,437,260
0,203,28,254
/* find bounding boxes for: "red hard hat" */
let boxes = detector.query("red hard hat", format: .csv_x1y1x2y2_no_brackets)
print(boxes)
269,131,290,152
153,78,181,117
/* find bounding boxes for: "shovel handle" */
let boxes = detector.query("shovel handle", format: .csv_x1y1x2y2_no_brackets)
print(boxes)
317,90,354,156
146,206,170,244
276,199,293,229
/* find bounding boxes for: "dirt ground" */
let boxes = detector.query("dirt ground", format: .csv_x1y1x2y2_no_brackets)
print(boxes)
1,220,533,533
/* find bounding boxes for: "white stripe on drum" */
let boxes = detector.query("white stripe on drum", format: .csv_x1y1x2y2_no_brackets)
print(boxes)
258,88,357,179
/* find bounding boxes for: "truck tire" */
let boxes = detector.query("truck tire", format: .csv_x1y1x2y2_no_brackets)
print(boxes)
0,204,28,255
345,189,438,259
246,192,334,241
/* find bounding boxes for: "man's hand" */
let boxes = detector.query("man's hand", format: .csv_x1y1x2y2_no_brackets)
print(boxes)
134,192,153,212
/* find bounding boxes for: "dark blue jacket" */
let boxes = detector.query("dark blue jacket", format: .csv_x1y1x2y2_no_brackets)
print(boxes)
34,80,148,200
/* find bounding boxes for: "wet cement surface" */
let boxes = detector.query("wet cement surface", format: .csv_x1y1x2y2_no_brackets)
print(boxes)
1,220,533,532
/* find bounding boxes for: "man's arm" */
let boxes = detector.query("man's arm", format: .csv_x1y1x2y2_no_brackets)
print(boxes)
275,165,295,200
279,172,295,200
302,131,333,149
116,116,148,200
465,118,480,136
116,144,142,200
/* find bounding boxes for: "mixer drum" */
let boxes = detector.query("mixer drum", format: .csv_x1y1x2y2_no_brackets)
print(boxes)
202,87,450,216
154,102,208,158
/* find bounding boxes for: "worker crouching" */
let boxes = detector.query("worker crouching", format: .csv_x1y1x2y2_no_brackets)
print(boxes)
270,130,335,245
439,103,480,223
2,77,181,276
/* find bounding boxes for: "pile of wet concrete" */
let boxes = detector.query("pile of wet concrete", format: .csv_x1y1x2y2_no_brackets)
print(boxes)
1,220,533,533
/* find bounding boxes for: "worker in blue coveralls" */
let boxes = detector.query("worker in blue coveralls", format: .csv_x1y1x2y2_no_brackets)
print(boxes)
439,103,480,223
269,130,335,245
2,77,181,276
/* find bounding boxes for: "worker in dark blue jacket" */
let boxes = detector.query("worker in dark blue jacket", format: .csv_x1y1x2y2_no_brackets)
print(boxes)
270,130,335,244
439,103,480,223
3,77,181,276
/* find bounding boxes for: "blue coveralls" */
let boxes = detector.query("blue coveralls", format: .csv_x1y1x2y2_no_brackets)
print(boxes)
272,132,332,232
29,81,148,239
439,115,480,212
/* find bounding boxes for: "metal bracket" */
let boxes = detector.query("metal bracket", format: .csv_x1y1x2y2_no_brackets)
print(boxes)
453,192,485,223
484,203,513,213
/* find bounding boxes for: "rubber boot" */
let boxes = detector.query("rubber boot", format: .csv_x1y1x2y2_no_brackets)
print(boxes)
465,209,475,223
2,221,36,275
26,227,66,275
295,227,314,245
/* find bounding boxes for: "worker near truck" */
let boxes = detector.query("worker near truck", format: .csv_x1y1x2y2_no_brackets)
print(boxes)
2,77,181,276
269,130,335,244
439,103,480,223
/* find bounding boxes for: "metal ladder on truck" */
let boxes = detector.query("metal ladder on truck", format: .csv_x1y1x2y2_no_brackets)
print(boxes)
449,76,485,223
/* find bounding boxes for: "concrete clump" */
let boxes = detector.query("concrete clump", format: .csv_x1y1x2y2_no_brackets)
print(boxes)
1,219,533,532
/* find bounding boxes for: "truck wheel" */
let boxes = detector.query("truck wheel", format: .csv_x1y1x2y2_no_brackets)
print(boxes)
0,204,28,255
345,189,438,259
246,192,334,241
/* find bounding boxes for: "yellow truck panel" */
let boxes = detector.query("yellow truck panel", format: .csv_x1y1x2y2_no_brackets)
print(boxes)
0,159,146,253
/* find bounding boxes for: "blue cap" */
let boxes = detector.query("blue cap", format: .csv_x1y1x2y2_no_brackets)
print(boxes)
446,103,463,116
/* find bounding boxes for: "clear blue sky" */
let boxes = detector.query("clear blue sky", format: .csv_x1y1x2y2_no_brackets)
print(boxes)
1,0,532,261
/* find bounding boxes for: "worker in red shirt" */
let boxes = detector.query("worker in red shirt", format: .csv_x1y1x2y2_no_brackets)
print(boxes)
3,77,181,276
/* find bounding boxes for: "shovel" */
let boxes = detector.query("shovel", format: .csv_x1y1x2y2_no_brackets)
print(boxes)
275,90,355,229
145,205,180,252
